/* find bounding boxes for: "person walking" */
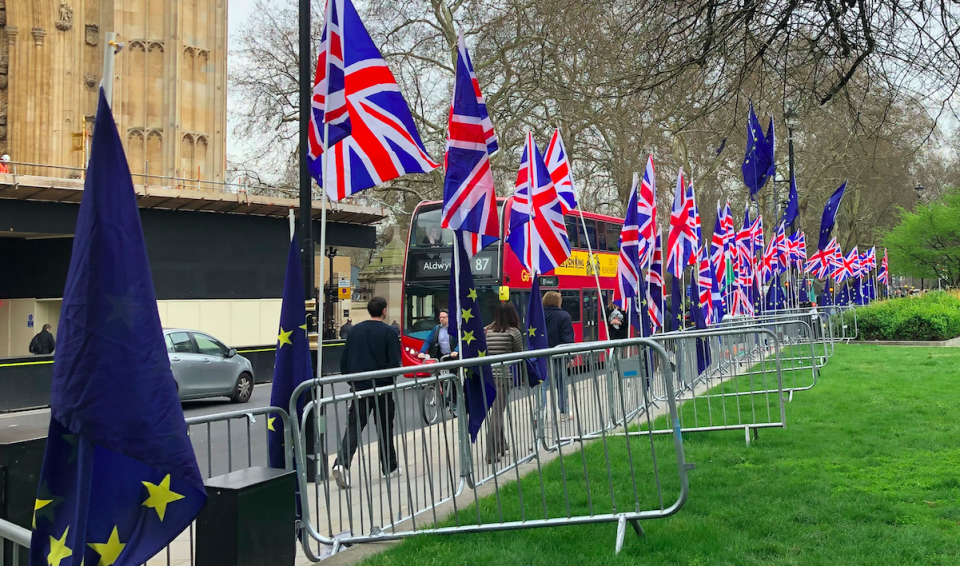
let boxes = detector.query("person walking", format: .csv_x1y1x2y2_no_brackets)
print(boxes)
29,324,56,355
543,292,575,418
483,302,523,464
607,303,628,340
331,297,402,489
339,318,353,339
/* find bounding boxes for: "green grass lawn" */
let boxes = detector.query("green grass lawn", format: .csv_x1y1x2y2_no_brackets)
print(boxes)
360,345,960,565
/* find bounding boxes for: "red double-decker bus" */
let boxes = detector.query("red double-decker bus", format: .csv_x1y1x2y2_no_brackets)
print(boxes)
400,198,625,366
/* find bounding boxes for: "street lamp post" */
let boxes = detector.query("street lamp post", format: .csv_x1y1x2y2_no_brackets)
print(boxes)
299,0,315,319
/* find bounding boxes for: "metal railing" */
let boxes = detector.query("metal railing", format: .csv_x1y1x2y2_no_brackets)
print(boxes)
290,337,693,556
0,517,31,566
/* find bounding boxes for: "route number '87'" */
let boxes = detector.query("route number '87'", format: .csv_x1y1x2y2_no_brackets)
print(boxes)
473,257,490,273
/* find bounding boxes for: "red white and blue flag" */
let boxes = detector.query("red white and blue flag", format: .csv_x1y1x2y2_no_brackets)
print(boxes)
637,155,657,265
646,230,664,330
307,0,438,202
733,208,756,316
788,231,806,267
614,172,641,307
666,169,699,277
865,246,877,272
806,236,839,280
774,221,788,274
544,129,578,214
506,132,571,274
834,245,859,284
441,31,499,241
878,249,889,285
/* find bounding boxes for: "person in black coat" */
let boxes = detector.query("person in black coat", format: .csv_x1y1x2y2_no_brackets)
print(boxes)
542,291,575,417
331,297,402,489
29,324,56,355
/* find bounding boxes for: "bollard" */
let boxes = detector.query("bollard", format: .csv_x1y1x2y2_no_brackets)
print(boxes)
197,466,296,566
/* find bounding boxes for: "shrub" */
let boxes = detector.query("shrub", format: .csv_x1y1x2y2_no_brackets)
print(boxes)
857,291,960,341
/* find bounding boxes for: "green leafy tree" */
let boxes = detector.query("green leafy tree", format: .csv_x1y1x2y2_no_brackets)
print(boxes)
882,189,960,286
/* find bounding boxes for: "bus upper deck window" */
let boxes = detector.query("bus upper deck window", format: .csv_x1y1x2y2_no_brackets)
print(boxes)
565,217,580,249
577,219,598,251
606,223,620,252
413,207,452,248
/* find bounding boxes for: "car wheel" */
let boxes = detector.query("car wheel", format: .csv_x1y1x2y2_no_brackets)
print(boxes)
231,372,253,403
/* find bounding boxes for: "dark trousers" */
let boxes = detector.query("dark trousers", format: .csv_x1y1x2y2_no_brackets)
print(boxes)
334,393,398,473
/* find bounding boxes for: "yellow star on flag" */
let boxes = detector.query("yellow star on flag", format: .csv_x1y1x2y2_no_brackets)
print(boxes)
88,526,126,566
527,327,537,337
467,288,477,301
461,308,474,323
462,330,476,345
34,498,53,529
47,526,72,566
277,327,293,348
299,322,308,333
477,350,487,357
267,416,277,432
142,475,185,521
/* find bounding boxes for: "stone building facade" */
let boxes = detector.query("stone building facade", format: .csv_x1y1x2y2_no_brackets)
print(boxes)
1,0,227,182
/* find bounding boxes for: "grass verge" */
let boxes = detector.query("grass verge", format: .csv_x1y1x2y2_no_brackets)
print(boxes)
360,345,960,565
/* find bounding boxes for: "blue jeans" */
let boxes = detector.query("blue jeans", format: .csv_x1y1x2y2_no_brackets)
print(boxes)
541,359,569,415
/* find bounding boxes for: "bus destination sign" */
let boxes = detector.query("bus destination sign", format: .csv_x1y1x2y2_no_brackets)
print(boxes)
410,252,497,279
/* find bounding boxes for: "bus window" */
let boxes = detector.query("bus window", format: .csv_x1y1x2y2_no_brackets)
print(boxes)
577,219,598,251
560,290,581,323
565,216,580,249
597,222,607,252
606,223,620,252
404,286,502,339
412,207,454,249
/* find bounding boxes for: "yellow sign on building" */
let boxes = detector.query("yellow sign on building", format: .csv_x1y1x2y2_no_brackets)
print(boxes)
552,251,618,278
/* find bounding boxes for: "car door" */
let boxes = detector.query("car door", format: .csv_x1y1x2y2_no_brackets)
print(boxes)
192,332,237,395
166,331,206,398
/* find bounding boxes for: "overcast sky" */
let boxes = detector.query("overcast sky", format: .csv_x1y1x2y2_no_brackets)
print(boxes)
226,0,256,160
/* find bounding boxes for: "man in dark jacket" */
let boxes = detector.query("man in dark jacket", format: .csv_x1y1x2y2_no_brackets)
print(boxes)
29,324,56,355
542,291,575,417
338,319,353,339
331,297,402,489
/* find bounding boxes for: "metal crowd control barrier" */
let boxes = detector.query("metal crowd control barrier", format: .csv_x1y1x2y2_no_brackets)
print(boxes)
143,406,294,566
0,517,30,566
290,338,692,557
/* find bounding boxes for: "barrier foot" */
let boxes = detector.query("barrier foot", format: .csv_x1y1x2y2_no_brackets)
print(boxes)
788,390,794,403
745,426,760,445
615,515,643,554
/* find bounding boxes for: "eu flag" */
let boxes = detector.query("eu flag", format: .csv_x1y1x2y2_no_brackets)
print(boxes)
817,181,847,251
450,232,496,442
742,102,774,196
30,90,205,566
782,170,800,229
268,236,313,469
524,275,548,386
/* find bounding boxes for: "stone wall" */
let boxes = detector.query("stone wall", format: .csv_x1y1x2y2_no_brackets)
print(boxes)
2,0,226,182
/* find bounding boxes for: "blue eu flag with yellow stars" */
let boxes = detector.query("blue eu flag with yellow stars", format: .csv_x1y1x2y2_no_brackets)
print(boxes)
30,90,206,566
450,232,496,442
268,236,313,470
524,275,548,386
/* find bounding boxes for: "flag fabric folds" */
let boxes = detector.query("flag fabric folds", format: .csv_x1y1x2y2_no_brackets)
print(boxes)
782,169,800,228
817,181,848,251
450,233,497,442
268,236,313,470
614,172,641,307
307,0,438,202
666,169,699,277
637,155,658,264
742,102,775,196
646,231,664,331
441,31,499,238
544,129,578,214
524,276,548,386
878,249,889,286
506,132,571,274
31,90,206,566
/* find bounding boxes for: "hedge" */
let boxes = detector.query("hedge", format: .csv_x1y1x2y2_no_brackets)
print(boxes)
857,291,960,341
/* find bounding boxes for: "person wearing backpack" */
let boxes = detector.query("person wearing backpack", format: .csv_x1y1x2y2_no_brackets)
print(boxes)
29,324,56,355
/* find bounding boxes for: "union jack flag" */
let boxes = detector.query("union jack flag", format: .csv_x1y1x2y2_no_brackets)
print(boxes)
544,129,578,214
637,155,657,265
834,245,859,284
711,202,731,292
506,132,571,274
788,231,807,267
858,250,870,278
442,31,499,239
805,237,838,280
878,249,889,285
774,221,788,273
751,213,764,255
865,246,877,271
307,0,438,202
646,230,664,331
666,169,699,277
732,209,756,316
760,235,777,284
614,172,641,307
697,244,724,324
